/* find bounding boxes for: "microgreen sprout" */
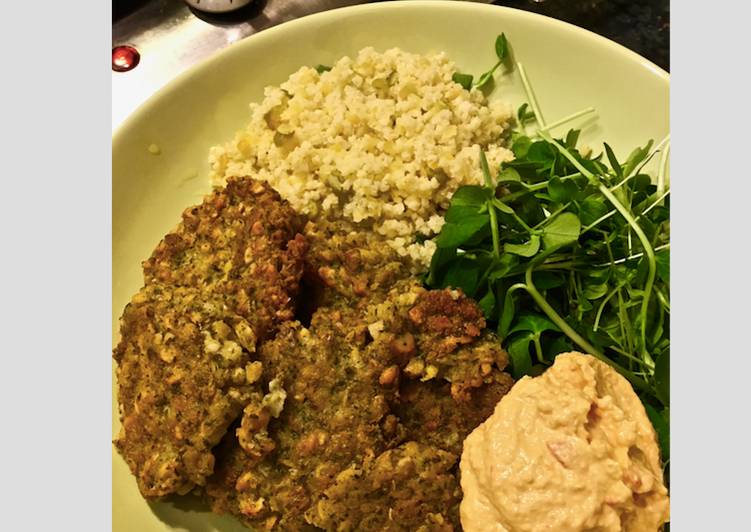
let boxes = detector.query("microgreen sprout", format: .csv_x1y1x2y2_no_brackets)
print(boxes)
425,35,671,453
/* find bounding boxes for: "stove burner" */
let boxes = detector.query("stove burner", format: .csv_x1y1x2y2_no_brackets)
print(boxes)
112,45,140,73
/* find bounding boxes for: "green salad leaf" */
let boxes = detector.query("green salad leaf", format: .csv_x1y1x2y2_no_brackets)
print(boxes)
452,72,474,90
495,33,509,62
424,34,671,440
450,32,511,90
540,212,581,249
504,235,540,257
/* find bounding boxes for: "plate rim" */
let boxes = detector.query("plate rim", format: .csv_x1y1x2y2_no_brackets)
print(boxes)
111,2,670,527
112,0,669,144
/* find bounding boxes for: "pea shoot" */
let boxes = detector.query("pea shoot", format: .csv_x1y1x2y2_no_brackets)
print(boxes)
451,33,510,91
434,34,670,460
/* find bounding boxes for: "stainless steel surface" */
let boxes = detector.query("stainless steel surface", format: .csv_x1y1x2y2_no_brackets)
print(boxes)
112,0,495,130
184,0,254,13
112,0,365,130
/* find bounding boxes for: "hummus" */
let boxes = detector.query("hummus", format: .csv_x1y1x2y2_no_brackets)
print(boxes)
459,352,669,531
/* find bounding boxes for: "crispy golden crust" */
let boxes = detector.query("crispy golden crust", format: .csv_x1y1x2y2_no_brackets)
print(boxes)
114,176,516,525
308,442,461,532
407,289,485,346
114,177,306,499
395,377,514,458
302,219,412,306
360,281,512,403
113,284,261,498
205,306,393,530
205,282,514,531
143,177,307,340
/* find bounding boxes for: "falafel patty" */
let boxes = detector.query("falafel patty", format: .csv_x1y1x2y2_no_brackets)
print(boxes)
114,176,515,526
114,177,306,499
302,218,413,308
114,284,262,498
205,303,394,530
142,176,307,340
205,281,513,531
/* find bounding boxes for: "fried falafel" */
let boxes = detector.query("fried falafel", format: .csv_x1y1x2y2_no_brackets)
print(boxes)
114,177,306,499
205,281,513,531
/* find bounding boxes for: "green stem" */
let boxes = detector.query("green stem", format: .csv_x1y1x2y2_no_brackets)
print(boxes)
495,202,535,234
608,345,651,368
534,260,577,271
475,261,495,291
503,182,548,202
538,131,596,182
616,287,633,357
610,154,657,192
501,174,582,204
593,283,624,332
651,134,671,162
487,202,501,258
598,183,657,368
506,282,529,299
603,238,634,362
627,229,633,256
634,135,669,184
473,59,502,88
652,298,665,346
637,189,671,219
581,210,617,235
656,288,671,313
480,150,501,258
480,148,494,188
657,140,671,196
492,198,536,233
517,63,546,127
532,334,545,364
593,243,670,268
612,136,668,192
540,129,657,368
539,107,596,133
499,258,584,280
532,203,571,231
523,263,650,392
498,282,530,338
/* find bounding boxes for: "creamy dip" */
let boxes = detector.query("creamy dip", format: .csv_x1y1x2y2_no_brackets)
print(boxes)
460,352,669,531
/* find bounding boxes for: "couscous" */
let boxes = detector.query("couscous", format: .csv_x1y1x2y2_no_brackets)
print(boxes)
209,47,514,267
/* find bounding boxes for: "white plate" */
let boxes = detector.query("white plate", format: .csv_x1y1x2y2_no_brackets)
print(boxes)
112,2,669,530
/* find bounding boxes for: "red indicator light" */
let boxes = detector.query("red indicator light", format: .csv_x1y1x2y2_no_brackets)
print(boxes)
112,45,140,73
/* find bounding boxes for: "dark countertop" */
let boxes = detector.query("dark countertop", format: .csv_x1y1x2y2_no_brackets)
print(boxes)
112,0,668,128
493,0,669,71
114,1,669,72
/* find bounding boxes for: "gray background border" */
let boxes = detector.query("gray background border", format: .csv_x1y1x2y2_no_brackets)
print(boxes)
670,0,750,529
0,2,112,531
